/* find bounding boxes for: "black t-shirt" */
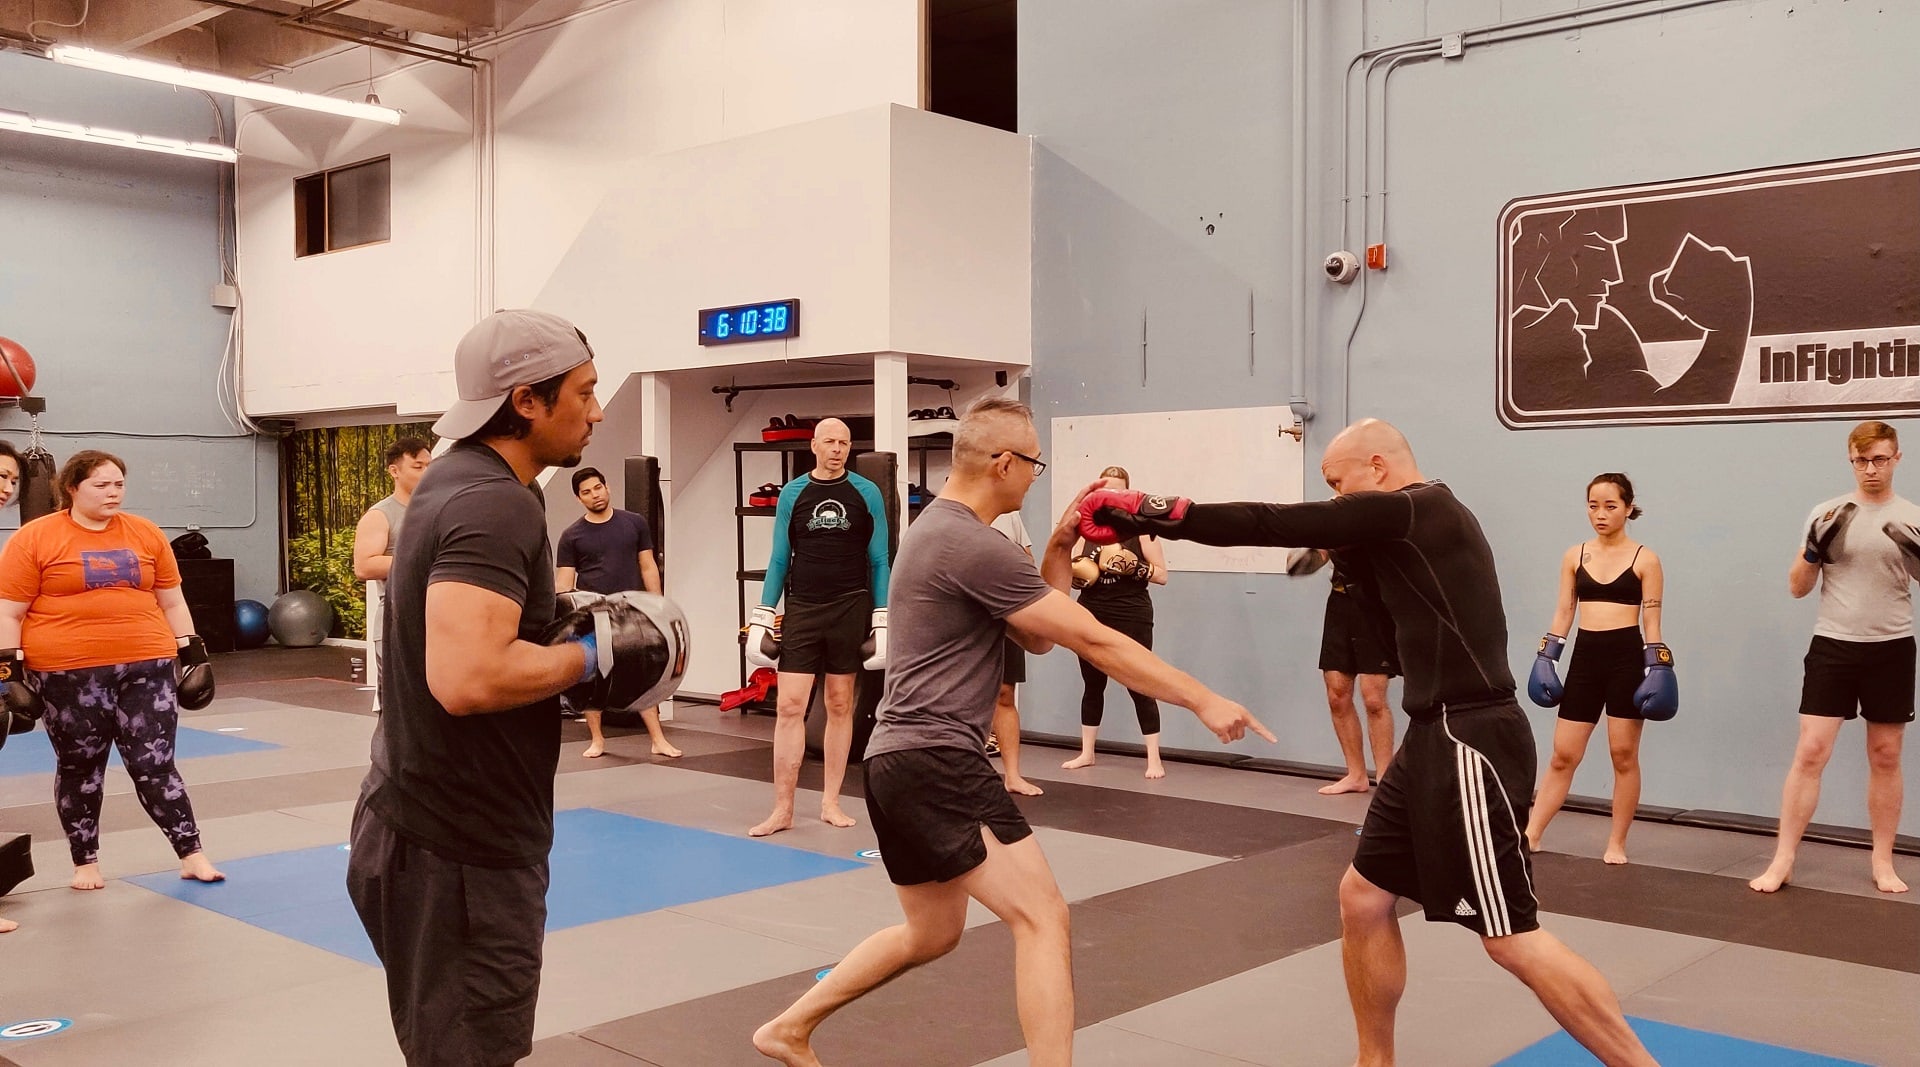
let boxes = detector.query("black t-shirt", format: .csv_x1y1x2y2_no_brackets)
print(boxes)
556,509,654,594
363,441,560,868
1077,535,1154,624
1117,482,1513,720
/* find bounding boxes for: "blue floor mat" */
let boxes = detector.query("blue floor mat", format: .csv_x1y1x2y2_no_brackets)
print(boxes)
1499,1017,1870,1065
0,726,278,777
129,807,867,966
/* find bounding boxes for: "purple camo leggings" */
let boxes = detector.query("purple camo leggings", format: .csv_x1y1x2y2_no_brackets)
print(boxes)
32,657,204,867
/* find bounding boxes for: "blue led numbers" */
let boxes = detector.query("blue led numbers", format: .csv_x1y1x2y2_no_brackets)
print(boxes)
699,299,799,346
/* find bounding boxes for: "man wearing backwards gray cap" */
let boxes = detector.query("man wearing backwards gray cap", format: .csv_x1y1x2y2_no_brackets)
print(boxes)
346,309,603,1067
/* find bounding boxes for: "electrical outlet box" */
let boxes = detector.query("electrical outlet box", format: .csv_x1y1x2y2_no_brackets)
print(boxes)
1441,32,1464,58
211,284,239,308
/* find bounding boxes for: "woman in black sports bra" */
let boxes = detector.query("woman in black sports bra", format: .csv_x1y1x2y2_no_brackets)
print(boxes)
1524,473,1665,864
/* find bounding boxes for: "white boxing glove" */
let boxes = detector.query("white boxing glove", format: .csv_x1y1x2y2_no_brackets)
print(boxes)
1284,547,1329,577
860,607,888,671
744,605,781,669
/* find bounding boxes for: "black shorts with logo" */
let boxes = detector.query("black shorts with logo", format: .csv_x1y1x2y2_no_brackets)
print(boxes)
780,590,872,676
1351,699,1539,937
1318,588,1400,677
1559,626,1645,724
865,746,1033,886
1799,635,1916,723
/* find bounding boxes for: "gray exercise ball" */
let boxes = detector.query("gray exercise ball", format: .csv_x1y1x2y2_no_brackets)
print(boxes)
268,590,334,647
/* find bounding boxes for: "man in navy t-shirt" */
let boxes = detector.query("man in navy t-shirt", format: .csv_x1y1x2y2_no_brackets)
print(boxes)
556,467,680,759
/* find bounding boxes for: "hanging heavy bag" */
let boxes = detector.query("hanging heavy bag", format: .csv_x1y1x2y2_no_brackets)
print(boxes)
17,446,55,522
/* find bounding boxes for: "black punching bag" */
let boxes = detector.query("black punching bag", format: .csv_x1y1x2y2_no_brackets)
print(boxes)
17,445,56,522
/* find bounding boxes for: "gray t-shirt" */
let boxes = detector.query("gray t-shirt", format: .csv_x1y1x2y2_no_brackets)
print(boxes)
864,499,1052,757
367,493,408,635
1803,492,1920,642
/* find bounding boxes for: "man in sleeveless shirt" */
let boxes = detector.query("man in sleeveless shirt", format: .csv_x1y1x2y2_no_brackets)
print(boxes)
354,437,432,712
1752,420,1917,895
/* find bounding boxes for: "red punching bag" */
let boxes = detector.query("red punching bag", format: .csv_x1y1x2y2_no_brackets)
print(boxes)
0,338,36,399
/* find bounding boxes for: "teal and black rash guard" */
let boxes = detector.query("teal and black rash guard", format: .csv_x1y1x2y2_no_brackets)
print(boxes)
761,471,892,607
1106,482,1514,721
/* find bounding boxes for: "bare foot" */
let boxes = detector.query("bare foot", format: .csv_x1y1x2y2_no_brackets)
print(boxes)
1005,775,1045,796
181,853,226,883
749,811,794,838
71,864,105,891
582,743,605,758
1749,863,1792,893
752,1018,821,1066
1524,831,1543,854
820,806,857,829
1144,762,1167,780
1318,775,1370,796
651,741,684,758
0,917,17,933
1061,753,1095,770
1602,848,1629,865
1873,866,1910,894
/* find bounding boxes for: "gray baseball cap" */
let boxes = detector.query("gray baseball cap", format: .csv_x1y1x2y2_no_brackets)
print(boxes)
434,309,596,440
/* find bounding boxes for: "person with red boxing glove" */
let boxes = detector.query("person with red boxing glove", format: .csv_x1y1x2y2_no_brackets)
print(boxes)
1060,465,1174,778
1076,418,1656,1067
754,398,1272,1067
1752,420,1918,897
1522,473,1670,866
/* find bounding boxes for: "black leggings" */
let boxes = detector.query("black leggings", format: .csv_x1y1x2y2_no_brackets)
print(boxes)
34,657,203,867
1078,615,1160,735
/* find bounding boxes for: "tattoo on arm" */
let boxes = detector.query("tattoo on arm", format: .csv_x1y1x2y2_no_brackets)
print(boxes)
1642,599,1661,609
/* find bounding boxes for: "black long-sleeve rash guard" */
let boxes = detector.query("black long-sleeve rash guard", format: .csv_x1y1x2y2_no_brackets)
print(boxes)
1105,482,1516,720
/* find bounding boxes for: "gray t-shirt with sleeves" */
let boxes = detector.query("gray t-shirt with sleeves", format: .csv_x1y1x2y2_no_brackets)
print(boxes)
1803,492,1920,642
864,499,1052,757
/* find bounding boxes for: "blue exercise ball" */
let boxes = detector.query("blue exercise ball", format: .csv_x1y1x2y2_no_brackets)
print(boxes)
268,590,334,648
234,599,270,649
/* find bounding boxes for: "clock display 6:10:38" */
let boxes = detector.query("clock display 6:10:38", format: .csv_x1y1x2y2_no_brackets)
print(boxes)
699,299,799,345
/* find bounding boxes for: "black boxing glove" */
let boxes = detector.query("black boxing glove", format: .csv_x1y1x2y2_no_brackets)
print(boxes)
544,591,690,711
175,635,215,711
1,647,43,735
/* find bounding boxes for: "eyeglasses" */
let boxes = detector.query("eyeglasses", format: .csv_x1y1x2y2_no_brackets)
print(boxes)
1850,455,1896,470
995,450,1047,476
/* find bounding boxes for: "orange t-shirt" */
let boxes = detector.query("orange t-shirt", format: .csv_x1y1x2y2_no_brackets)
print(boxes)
0,510,181,671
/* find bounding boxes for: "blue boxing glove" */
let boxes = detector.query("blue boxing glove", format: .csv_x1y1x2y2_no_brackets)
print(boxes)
1527,634,1566,708
1633,642,1678,721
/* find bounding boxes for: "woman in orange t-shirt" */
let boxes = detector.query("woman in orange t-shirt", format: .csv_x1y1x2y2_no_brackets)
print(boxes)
0,450,224,890
0,440,21,933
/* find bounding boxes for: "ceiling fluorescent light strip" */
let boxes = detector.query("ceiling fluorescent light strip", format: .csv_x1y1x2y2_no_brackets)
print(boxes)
50,46,403,126
0,109,238,162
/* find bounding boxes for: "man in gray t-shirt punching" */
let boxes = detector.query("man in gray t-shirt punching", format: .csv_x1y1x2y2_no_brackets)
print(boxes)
1753,419,1919,896
752,398,1272,1067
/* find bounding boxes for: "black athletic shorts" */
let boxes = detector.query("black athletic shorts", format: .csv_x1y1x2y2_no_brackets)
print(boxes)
1352,699,1539,937
346,800,549,1066
1559,626,1644,724
780,591,872,676
864,746,1033,886
1002,637,1025,686
1318,588,1400,677
1799,635,1916,723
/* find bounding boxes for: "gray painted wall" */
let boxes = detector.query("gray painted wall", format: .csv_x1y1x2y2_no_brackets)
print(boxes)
0,53,281,605
1024,0,1920,834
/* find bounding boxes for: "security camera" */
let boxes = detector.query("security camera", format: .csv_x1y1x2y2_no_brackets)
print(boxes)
1324,251,1360,285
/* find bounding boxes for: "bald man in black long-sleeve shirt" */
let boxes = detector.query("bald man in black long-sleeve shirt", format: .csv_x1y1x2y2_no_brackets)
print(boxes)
1079,419,1656,1067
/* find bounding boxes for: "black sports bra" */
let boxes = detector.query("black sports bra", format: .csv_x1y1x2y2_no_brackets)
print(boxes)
1575,545,1642,606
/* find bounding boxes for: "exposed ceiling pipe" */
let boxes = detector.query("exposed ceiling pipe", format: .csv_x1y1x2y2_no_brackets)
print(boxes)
189,0,477,68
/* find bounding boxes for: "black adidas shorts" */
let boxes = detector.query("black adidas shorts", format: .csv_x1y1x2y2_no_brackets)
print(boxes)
1352,699,1539,937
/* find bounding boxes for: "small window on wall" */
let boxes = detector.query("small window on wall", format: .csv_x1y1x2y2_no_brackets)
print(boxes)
294,156,390,257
